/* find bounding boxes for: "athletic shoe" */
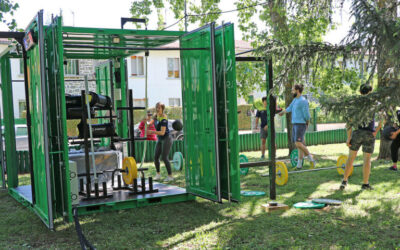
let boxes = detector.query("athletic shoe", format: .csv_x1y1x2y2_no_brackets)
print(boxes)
154,174,161,181
339,180,347,190
164,176,174,182
261,155,265,160
361,184,373,190
388,166,398,171
306,155,317,167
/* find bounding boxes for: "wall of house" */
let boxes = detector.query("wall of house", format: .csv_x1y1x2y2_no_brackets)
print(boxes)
127,50,182,108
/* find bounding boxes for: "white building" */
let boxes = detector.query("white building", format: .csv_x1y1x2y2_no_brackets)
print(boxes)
127,41,181,108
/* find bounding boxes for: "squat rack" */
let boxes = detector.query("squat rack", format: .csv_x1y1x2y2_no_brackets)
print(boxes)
235,53,277,200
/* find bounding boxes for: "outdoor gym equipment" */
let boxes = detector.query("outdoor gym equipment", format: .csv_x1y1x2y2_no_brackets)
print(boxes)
172,152,184,171
293,201,326,209
290,148,314,169
239,154,289,185
262,155,362,186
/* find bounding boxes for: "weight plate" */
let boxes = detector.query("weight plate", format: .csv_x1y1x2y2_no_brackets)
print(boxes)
290,149,303,168
122,157,137,184
240,190,266,196
239,154,249,176
336,155,353,176
309,159,315,169
173,152,183,171
312,198,342,206
293,201,326,209
275,161,288,186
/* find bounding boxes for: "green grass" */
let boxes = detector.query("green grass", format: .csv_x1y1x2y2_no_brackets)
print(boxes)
1,141,400,249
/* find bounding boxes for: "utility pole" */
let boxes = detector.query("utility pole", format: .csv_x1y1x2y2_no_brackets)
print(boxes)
184,0,188,32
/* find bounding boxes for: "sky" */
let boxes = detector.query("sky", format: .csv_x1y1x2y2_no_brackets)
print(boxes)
0,0,353,44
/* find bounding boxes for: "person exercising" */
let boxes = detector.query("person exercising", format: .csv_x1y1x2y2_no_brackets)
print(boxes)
147,102,174,182
389,110,400,171
339,84,382,190
279,84,316,169
255,97,268,159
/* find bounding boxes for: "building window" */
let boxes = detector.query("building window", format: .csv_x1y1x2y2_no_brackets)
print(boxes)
169,98,180,107
18,100,26,118
19,59,24,75
133,98,146,107
131,56,144,76
167,58,180,78
16,126,27,136
64,59,79,75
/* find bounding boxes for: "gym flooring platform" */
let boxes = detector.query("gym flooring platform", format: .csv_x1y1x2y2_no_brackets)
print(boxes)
77,182,195,215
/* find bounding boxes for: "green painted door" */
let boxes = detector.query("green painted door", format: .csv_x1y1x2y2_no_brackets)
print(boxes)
27,39,53,228
180,24,222,202
214,23,241,201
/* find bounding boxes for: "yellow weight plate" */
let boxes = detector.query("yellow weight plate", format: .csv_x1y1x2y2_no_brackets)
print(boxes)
309,160,315,169
336,155,353,176
275,161,288,186
122,157,138,184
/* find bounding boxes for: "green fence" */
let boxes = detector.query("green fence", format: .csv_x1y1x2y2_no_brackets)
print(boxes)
16,128,381,173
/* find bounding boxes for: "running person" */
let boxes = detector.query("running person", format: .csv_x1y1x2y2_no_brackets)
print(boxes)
255,97,268,159
340,84,383,190
147,102,174,182
279,84,316,169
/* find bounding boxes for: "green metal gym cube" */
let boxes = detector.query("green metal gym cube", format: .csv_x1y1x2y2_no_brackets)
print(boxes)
0,11,240,230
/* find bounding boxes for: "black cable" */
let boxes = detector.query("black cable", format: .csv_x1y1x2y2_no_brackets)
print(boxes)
162,1,267,30
163,16,185,30
187,1,268,17
73,207,96,250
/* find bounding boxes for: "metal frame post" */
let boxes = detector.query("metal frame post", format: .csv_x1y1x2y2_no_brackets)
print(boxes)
266,58,276,200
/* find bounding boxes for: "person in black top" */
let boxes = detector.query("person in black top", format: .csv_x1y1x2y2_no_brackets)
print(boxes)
389,110,400,171
255,97,268,159
147,102,174,182
340,84,383,190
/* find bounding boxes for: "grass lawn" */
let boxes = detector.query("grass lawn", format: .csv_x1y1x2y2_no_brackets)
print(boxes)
0,141,399,249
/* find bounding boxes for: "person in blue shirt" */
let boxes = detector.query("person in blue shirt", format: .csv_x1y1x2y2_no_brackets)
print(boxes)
279,84,316,169
255,97,268,159
147,102,174,182
339,84,382,190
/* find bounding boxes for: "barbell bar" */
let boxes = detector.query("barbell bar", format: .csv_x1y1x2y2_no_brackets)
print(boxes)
262,155,362,186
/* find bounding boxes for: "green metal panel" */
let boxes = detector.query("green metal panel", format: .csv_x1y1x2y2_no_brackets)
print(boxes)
61,26,185,59
77,193,195,216
44,17,73,222
26,41,53,227
180,24,221,202
95,62,112,146
0,103,4,188
0,56,18,188
214,23,240,201
117,58,128,140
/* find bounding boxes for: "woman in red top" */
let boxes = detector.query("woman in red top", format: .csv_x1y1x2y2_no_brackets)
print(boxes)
139,112,157,141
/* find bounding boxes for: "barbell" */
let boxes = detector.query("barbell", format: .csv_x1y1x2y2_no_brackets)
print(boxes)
267,155,361,186
121,152,184,185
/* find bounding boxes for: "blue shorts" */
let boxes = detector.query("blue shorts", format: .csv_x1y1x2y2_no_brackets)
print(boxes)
292,124,307,143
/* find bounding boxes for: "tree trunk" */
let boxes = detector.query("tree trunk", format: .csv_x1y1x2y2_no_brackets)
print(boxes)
377,0,397,160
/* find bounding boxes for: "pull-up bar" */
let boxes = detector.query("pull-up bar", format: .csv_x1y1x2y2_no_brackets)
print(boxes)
63,44,208,51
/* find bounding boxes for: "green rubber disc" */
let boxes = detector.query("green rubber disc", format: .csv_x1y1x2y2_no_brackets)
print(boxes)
240,191,266,196
293,201,326,209
312,199,342,206
239,154,249,176
290,149,303,168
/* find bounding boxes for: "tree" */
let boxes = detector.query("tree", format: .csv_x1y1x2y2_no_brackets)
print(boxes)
236,0,335,153
0,0,19,30
256,0,400,159
130,0,221,30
